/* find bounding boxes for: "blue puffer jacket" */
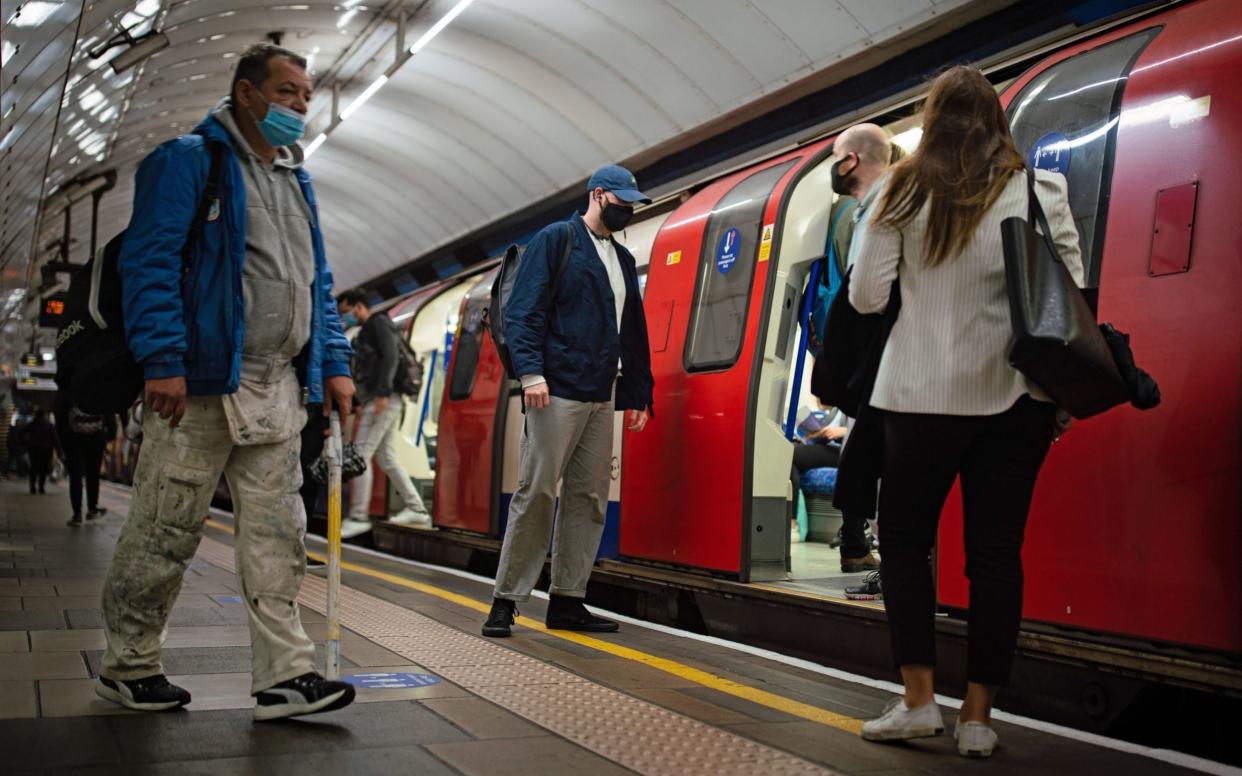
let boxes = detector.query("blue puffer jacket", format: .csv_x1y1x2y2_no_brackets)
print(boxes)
505,214,654,412
118,112,351,403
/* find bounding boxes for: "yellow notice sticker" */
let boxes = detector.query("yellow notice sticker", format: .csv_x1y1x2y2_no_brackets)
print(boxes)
758,224,775,262
666,250,682,266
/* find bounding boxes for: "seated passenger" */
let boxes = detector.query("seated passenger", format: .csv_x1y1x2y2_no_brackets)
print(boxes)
851,65,1081,756
97,43,357,721
482,165,655,638
337,290,430,537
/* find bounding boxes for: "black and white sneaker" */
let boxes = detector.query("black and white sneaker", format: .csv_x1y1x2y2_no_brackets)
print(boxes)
94,675,191,711
253,672,356,721
845,571,882,601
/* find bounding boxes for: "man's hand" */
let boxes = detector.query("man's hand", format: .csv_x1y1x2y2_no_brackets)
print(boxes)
812,425,848,442
524,383,550,409
324,375,355,432
372,395,390,414
145,377,187,429
627,408,649,432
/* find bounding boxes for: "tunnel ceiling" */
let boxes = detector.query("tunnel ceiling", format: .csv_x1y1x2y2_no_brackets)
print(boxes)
2,0,991,345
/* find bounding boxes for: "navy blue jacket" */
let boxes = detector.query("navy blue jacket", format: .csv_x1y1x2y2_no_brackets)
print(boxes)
118,112,351,403
504,214,654,412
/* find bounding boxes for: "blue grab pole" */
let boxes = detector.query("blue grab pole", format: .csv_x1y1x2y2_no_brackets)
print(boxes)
784,260,822,441
415,350,438,448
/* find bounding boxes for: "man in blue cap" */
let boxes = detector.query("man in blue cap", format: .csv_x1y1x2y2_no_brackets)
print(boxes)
483,164,656,637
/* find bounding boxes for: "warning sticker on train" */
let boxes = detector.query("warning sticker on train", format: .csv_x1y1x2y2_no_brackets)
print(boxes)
758,224,774,262
666,250,682,266
716,227,741,274
1028,132,1071,175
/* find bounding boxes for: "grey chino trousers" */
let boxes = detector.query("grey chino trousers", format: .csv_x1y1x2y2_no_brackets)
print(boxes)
494,395,614,601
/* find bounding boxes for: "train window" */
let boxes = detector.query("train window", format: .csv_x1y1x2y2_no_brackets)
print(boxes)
447,285,489,400
685,160,797,371
1007,28,1160,287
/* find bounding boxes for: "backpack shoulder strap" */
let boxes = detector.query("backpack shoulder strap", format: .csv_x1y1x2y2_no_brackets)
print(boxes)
549,221,575,299
181,141,226,271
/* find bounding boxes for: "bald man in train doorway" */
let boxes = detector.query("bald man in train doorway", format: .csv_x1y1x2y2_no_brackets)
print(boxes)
482,165,656,638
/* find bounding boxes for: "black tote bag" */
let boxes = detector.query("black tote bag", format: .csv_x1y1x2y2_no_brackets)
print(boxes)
1002,170,1128,419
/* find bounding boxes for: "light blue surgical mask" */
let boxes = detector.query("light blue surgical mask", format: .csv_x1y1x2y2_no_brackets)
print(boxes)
249,90,306,147
340,311,359,328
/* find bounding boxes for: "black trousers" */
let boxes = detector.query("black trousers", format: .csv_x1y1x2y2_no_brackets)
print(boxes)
66,435,107,516
792,442,870,558
28,449,53,493
879,396,1055,686
299,407,326,520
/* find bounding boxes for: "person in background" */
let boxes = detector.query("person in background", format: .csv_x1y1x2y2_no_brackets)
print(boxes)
850,65,1081,757
55,392,115,527
20,407,60,495
482,164,655,638
336,290,429,538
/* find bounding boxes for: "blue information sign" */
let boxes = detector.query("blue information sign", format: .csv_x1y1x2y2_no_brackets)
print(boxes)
715,227,741,274
343,672,442,689
1028,132,1071,175
217,595,244,604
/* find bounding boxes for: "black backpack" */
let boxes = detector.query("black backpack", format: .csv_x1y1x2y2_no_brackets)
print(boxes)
487,222,574,380
352,315,424,397
55,141,224,415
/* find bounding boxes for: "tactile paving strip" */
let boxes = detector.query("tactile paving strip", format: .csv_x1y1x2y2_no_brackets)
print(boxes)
195,537,834,776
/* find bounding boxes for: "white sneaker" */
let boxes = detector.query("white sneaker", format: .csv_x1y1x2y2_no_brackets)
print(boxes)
955,720,998,757
860,698,945,741
339,518,372,539
390,508,431,527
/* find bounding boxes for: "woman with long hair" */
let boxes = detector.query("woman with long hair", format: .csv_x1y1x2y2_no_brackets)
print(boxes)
850,65,1083,757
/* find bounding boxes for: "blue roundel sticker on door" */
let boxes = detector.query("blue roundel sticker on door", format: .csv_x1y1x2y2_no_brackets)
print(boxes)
716,227,741,274
1028,132,1071,175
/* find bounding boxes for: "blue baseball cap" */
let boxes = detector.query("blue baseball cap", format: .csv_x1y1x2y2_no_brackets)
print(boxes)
587,164,651,204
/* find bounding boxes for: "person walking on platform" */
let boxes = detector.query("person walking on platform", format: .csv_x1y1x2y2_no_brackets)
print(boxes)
97,43,358,721
55,392,115,527
850,66,1081,757
19,408,60,495
482,165,655,638
336,290,429,538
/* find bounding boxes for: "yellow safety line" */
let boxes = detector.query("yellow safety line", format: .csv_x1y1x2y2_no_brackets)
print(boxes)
204,518,863,734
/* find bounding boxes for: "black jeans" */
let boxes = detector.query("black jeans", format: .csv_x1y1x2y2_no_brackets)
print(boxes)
28,449,52,493
879,396,1055,686
300,407,326,520
66,435,107,516
792,442,870,558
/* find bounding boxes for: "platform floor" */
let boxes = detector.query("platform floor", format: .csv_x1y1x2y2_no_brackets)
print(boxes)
0,477,1218,775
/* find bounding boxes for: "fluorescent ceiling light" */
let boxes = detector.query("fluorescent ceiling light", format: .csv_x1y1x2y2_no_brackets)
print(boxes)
337,9,358,28
109,31,170,73
8,0,59,27
409,0,474,54
339,74,387,121
304,132,327,158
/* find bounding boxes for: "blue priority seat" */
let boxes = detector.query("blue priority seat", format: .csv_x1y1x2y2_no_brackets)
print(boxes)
800,466,838,498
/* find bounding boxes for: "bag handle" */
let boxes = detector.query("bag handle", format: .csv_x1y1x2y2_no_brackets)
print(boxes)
1026,168,1063,266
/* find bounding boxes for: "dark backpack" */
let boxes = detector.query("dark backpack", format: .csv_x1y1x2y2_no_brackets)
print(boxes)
56,140,224,415
486,222,574,380
352,315,424,397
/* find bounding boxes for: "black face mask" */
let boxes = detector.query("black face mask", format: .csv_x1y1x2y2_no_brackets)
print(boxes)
597,193,634,232
830,153,859,197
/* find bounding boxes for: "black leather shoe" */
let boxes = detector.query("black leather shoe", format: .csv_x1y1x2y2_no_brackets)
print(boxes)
482,598,518,638
545,595,618,633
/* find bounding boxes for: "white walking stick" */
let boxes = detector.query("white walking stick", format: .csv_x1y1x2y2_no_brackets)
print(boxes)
325,410,343,680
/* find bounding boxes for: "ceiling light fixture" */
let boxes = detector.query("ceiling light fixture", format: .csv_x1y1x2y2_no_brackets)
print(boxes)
90,27,170,74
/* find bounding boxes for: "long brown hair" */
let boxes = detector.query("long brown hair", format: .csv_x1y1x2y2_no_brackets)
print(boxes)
875,66,1025,266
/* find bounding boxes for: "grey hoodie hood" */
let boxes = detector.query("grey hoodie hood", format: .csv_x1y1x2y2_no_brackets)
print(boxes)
211,97,305,170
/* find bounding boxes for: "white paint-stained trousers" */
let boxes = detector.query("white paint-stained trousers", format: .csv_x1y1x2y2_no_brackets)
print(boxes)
494,396,614,602
100,397,316,693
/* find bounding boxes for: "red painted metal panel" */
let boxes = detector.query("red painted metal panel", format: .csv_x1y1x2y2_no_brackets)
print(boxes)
432,270,505,535
938,0,1242,653
1149,181,1198,276
621,144,824,575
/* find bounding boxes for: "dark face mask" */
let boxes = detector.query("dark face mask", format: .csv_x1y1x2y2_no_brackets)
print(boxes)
830,153,859,197
597,193,634,232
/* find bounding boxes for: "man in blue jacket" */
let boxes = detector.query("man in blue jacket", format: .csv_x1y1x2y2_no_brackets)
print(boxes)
483,165,655,638
96,44,357,721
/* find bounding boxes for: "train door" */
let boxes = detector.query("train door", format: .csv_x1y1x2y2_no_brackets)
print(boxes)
391,277,478,522
621,144,831,580
938,4,1242,652
434,269,507,534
